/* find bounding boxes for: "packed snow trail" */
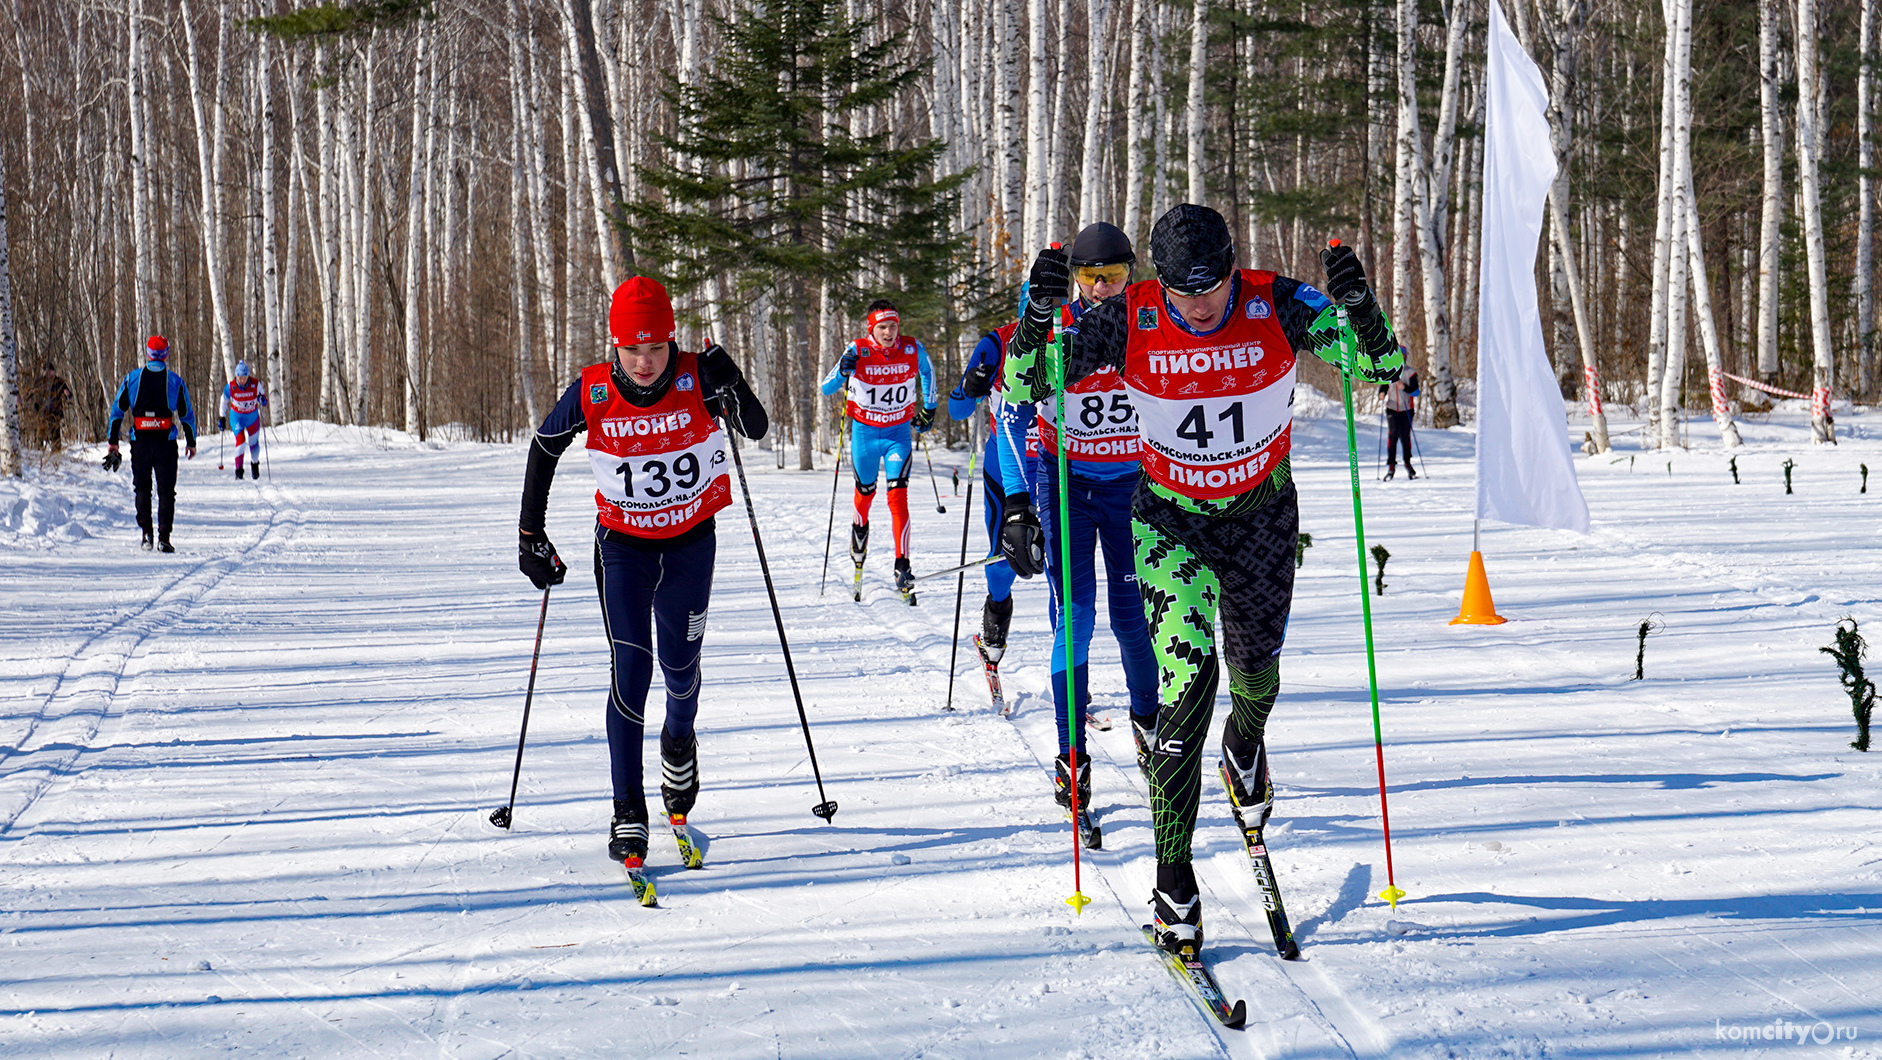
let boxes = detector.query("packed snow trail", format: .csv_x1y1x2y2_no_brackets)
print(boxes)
2,410,1880,1059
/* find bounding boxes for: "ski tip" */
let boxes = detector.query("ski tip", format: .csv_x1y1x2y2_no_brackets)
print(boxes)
1066,891,1091,914
1226,1000,1247,1029
1379,885,1406,909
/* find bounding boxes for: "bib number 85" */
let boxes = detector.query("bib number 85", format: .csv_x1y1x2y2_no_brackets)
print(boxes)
1078,393,1135,429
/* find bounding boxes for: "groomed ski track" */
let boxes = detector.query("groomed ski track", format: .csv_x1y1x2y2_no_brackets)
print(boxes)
3,409,1881,1059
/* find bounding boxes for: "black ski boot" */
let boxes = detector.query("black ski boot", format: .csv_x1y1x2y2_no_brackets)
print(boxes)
979,594,1013,663
140,527,154,551
1130,713,1157,776
1220,725,1273,831
1150,863,1203,954
1383,463,1396,481
608,799,650,862
848,522,869,566
156,536,175,554
1406,466,1417,481
1052,752,1093,811
660,729,699,817
894,557,916,603
233,463,244,480
250,461,261,480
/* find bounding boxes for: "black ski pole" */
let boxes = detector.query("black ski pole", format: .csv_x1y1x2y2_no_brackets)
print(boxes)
945,454,976,712
722,417,839,822
489,585,552,830
1409,420,1424,479
818,425,847,596
921,436,948,513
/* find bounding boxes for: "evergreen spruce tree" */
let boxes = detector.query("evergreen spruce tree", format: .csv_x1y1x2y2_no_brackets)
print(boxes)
633,0,985,469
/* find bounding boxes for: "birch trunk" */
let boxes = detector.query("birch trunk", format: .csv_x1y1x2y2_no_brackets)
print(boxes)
1548,191,1610,450
508,0,541,427
182,0,236,380
1757,0,1784,379
0,131,20,477
560,8,619,292
1660,0,1694,450
1025,0,1050,250
1681,162,1742,447
1151,0,1170,221
566,0,634,275
1123,0,1149,245
1391,0,1417,336
1078,0,1113,227
1645,0,1678,445
351,40,376,425
258,32,286,421
1795,0,1836,442
1185,0,1208,204
998,0,1023,267
1859,0,1877,396
402,26,430,437
128,0,153,333
314,47,342,422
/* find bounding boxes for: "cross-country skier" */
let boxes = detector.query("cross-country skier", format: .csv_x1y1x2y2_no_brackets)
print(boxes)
104,336,199,553
516,276,770,871
947,312,1039,707
218,361,269,480
992,222,1159,828
1381,358,1419,480
1000,204,1402,954
820,300,938,603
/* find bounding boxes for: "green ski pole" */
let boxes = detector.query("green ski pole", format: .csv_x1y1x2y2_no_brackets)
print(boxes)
1053,323,1090,914
1333,285,1406,911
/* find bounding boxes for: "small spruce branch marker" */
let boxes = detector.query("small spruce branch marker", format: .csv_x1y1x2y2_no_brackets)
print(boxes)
1820,618,1877,752
1784,459,1796,495
1633,613,1664,681
1729,456,1739,484
1370,543,1390,597
1295,532,1314,569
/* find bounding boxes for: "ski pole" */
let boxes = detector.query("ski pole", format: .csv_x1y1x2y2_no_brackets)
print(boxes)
489,584,552,830
818,424,848,596
921,436,947,513
217,416,225,470
945,451,977,713
722,415,839,822
1055,319,1089,915
1326,244,1404,910
912,554,998,583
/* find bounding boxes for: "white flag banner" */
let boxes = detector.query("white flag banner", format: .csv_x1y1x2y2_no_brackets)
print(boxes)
1475,0,1591,534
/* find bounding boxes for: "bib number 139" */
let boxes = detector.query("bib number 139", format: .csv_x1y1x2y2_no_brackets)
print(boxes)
614,451,718,498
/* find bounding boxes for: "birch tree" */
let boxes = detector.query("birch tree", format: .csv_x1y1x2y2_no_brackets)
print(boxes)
0,130,20,477
1795,0,1836,442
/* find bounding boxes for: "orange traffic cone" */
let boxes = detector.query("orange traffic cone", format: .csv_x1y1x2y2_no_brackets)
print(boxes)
1449,551,1508,625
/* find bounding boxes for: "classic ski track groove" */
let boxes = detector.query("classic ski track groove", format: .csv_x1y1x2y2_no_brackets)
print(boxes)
0,482,304,837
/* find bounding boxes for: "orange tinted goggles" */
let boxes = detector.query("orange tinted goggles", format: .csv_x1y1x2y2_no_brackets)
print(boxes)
1073,264,1132,287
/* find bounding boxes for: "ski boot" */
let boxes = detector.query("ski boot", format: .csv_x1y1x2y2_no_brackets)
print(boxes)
1150,864,1203,954
1220,726,1273,831
893,557,916,604
1130,713,1157,776
1383,463,1396,481
849,523,868,601
233,462,244,480
661,730,705,870
156,536,175,554
251,461,261,480
608,799,650,862
1406,466,1417,481
979,594,1013,663
1052,752,1093,811
140,527,154,551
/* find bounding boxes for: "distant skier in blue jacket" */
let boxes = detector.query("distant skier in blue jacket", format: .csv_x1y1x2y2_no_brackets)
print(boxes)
104,336,198,552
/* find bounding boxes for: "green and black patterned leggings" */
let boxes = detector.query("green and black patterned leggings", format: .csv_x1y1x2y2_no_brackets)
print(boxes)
1134,475,1298,866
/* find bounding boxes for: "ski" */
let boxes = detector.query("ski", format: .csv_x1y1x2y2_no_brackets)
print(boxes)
669,813,704,870
1141,926,1247,1029
972,634,1007,714
851,563,864,603
1220,764,1300,960
622,857,658,907
1066,807,1102,849
1087,714,1113,732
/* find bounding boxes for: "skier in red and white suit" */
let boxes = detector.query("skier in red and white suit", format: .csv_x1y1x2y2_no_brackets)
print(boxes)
517,277,770,864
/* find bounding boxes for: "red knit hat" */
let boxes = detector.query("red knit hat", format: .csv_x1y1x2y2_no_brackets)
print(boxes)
146,335,170,362
609,277,676,347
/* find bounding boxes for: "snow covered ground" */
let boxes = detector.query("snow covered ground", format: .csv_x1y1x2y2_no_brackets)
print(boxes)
3,404,1880,1059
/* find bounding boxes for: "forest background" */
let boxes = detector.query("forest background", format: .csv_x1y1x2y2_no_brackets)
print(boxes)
1,0,1876,473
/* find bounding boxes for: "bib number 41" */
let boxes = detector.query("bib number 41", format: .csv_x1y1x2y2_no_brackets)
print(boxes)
1174,401,1246,450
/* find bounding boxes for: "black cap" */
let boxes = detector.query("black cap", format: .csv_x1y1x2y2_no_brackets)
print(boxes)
1149,204,1234,294
1068,222,1135,267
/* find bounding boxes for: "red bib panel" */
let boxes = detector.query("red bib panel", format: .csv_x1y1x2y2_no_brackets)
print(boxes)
581,355,732,539
845,337,922,427
1121,271,1297,498
227,380,262,415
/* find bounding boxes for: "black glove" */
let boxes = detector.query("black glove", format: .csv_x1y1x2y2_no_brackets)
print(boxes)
1320,242,1368,302
838,346,859,376
999,493,1045,579
698,343,741,391
519,531,567,590
217,415,227,431
961,362,997,399
1027,246,1071,309
913,405,936,433
102,446,122,472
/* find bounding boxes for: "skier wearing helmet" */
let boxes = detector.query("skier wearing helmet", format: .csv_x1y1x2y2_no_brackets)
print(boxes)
516,277,769,889
986,221,1159,842
999,205,1403,956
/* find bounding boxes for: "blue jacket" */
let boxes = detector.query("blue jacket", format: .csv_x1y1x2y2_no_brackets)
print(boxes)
108,363,198,446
